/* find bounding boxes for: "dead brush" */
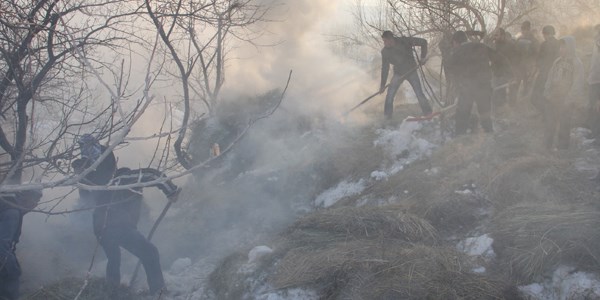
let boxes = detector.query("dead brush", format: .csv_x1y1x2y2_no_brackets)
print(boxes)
491,202,600,282
289,206,438,243
273,242,508,299
24,277,140,300
486,155,593,208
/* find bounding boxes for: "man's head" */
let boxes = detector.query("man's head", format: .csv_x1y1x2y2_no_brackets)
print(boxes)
542,25,555,40
521,21,532,33
382,30,396,47
452,31,468,47
77,133,102,162
17,189,42,212
493,28,506,42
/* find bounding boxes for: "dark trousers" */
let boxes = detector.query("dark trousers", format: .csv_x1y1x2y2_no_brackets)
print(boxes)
385,69,432,118
0,257,19,300
0,276,18,300
544,99,572,149
531,72,550,114
97,226,165,294
0,210,21,300
589,83,600,140
455,80,493,135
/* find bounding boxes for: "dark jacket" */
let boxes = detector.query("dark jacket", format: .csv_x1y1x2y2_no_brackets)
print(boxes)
493,39,519,78
380,36,428,89
537,37,560,76
93,168,179,236
447,42,501,83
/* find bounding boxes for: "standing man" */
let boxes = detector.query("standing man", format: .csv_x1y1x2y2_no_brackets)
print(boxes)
516,21,540,98
531,25,560,115
543,36,584,150
379,30,433,119
588,25,600,142
492,28,519,105
447,31,500,135
0,189,42,300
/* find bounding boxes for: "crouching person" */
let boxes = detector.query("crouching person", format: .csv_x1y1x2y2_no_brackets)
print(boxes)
543,36,584,150
0,189,42,300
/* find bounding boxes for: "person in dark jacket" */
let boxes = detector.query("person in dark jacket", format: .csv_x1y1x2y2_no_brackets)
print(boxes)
72,135,180,294
531,25,560,115
492,28,519,105
379,30,433,118
447,31,501,135
516,21,540,98
0,189,42,300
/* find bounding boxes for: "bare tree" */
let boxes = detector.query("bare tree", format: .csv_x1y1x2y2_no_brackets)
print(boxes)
0,0,144,184
143,0,271,169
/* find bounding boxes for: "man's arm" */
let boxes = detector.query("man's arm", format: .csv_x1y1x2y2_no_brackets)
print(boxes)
114,168,179,199
410,37,428,61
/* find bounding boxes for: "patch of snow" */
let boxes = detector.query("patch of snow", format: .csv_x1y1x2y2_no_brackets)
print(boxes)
248,246,274,264
370,170,388,181
454,189,474,195
457,234,495,258
255,287,319,300
472,267,486,274
424,167,440,176
519,283,549,300
163,258,216,299
170,257,192,275
373,119,439,178
314,179,366,208
519,265,600,300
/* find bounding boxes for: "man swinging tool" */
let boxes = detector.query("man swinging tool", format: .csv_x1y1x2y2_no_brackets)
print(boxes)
379,30,433,119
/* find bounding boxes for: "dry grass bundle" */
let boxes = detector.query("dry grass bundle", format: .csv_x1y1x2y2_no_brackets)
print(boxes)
290,206,438,243
491,202,600,282
408,192,486,236
487,155,593,208
24,277,141,300
273,242,508,299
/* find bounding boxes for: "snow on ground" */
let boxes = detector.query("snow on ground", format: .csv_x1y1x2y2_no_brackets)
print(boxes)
572,127,600,176
315,118,441,208
519,265,600,300
372,118,439,179
254,288,319,300
457,234,495,259
164,258,216,299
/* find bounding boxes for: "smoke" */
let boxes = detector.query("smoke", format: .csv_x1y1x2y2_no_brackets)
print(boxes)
15,0,387,294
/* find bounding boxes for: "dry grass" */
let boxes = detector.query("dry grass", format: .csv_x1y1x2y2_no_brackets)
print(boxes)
24,277,141,300
491,202,600,282
289,206,438,243
273,241,509,300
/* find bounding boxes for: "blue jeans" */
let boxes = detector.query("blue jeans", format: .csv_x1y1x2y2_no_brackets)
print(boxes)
385,69,432,118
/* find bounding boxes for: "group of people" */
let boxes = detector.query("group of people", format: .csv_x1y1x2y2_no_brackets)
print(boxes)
1,134,180,299
378,21,600,150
